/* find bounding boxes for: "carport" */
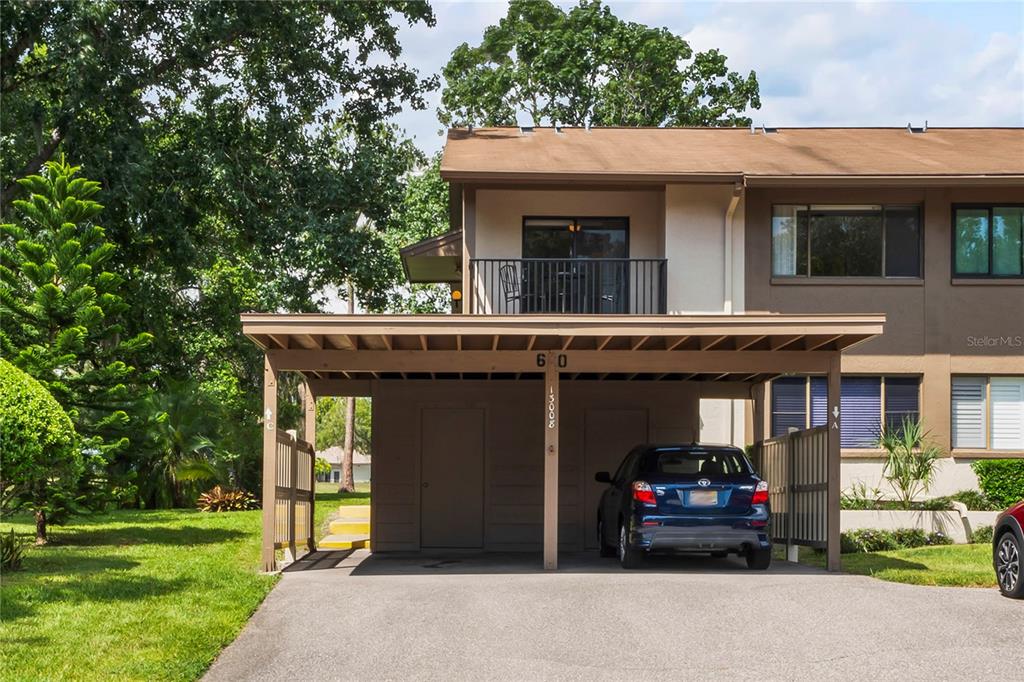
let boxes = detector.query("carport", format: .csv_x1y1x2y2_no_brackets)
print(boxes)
242,313,884,573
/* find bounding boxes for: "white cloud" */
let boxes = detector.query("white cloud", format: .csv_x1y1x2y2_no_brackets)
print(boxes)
677,2,1024,128
386,1,1024,153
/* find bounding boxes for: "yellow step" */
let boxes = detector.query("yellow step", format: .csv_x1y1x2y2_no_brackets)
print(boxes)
329,520,370,535
318,534,371,550
336,505,371,519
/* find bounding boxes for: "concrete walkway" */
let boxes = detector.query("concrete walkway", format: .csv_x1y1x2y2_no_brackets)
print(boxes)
205,550,1021,681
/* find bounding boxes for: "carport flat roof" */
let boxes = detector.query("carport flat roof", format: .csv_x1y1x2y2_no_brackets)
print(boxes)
242,313,884,387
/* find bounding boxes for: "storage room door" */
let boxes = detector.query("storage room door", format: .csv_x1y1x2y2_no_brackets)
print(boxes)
583,408,648,549
420,408,485,549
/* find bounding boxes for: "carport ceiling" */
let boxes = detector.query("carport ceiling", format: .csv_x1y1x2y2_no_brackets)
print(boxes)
242,313,884,385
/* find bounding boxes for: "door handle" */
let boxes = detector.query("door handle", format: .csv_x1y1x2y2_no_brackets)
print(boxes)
422,482,429,488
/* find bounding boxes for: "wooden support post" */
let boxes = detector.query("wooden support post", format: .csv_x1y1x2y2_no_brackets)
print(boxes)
261,355,279,572
303,383,316,552
543,352,559,570
786,431,798,563
302,383,316,445
752,382,765,445
287,435,298,564
826,352,842,572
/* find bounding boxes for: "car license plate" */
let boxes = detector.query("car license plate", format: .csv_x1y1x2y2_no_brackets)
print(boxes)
687,490,718,506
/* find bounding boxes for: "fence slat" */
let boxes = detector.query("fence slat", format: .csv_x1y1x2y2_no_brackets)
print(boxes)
273,432,316,557
754,426,828,549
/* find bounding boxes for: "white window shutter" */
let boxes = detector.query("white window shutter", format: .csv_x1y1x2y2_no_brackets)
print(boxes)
951,377,986,449
990,377,1024,450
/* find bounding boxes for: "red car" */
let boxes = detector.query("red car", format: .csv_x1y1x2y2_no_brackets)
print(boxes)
993,501,1024,599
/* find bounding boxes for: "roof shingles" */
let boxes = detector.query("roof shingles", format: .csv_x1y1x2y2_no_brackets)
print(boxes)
440,127,1024,179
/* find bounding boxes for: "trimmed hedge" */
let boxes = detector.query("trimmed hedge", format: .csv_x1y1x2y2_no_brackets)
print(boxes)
0,359,81,513
971,459,1024,508
840,527,953,554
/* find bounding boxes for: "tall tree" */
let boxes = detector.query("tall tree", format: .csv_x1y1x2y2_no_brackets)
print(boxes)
439,0,760,128
0,159,152,471
342,283,357,492
316,397,371,456
1,3,437,492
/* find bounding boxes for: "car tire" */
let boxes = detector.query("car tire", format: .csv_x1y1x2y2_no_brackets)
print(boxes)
995,531,1023,599
746,547,772,570
598,520,616,558
619,522,643,569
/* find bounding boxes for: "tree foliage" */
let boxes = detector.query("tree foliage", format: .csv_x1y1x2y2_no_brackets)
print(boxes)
1,3,438,497
316,397,372,455
383,152,452,313
1,158,152,468
133,380,221,509
439,0,760,128
315,457,332,478
0,358,82,543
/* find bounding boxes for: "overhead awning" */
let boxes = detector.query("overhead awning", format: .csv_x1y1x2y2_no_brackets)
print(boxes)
242,312,884,389
247,311,882,573
399,231,462,284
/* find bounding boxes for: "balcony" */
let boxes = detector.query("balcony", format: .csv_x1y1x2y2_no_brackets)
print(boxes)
469,258,667,315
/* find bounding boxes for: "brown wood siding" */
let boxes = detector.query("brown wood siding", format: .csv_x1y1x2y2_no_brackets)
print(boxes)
371,380,702,552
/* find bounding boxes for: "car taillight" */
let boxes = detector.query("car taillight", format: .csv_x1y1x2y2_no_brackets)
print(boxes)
632,480,656,506
752,480,769,505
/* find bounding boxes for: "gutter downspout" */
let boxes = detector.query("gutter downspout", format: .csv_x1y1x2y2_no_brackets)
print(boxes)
723,181,745,315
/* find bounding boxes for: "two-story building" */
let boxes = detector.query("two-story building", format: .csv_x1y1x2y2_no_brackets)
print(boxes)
245,126,1023,572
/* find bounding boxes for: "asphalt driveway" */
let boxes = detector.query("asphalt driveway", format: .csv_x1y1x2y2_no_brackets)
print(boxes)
205,550,1020,681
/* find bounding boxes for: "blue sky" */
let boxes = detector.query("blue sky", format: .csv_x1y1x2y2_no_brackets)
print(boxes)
385,1,1024,154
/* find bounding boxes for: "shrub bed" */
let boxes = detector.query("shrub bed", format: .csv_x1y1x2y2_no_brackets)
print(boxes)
969,525,994,544
840,527,953,554
840,488,1002,511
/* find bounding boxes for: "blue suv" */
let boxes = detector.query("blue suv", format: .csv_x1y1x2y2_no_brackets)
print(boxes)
595,444,772,569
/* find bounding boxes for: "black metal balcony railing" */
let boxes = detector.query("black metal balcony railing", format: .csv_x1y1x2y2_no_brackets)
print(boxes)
469,258,667,315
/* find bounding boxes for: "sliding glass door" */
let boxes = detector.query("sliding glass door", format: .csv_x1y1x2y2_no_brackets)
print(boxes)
521,217,629,313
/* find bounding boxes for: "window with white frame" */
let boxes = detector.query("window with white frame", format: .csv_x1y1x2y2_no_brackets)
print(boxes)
952,376,1024,450
770,375,920,448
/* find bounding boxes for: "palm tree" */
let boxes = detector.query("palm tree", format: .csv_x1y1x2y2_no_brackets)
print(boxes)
138,381,218,507
878,417,944,507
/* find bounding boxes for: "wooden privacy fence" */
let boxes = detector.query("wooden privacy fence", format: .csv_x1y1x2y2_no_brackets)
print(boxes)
750,426,829,549
269,431,315,561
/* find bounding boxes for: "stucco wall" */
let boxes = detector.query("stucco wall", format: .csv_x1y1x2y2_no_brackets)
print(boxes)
744,185,1024,456
474,188,664,260
699,398,746,447
664,184,744,313
470,188,666,314
840,457,983,498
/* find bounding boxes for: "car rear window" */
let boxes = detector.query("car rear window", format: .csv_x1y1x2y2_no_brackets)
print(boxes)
639,448,751,475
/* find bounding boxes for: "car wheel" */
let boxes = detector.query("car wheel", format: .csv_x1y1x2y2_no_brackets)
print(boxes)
598,520,616,558
746,547,772,570
618,522,642,569
995,531,1023,599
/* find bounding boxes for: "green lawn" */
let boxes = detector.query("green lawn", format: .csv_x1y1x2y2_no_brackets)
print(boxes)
0,485,370,681
790,543,996,588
